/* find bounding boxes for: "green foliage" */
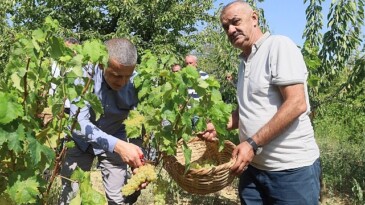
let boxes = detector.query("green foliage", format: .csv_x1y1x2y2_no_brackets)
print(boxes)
0,17,107,204
127,51,233,167
6,177,40,204
314,93,365,204
303,0,365,119
0,0,16,73
69,168,107,205
317,136,365,202
352,179,364,204
314,101,365,143
320,0,364,75
0,92,23,124
303,0,325,48
5,0,214,57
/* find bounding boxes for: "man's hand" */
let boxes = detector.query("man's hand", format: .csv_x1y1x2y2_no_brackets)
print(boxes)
230,141,255,175
197,122,218,142
114,140,144,168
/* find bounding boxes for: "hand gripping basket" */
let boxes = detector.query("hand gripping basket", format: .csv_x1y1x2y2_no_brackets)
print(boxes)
163,137,236,195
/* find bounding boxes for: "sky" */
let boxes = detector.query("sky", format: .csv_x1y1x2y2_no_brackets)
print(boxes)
211,0,333,46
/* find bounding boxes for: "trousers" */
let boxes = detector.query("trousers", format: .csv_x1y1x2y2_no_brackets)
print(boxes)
239,158,321,205
59,145,140,205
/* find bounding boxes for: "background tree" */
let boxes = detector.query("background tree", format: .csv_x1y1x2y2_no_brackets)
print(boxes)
0,1,16,73
1,0,364,203
6,0,214,57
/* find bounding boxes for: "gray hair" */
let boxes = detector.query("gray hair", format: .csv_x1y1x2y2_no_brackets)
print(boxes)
185,54,198,62
221,0,251,17
105,38,137,66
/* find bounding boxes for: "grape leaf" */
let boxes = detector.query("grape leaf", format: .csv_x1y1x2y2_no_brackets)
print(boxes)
49,36,64,60
210,89,223,101
0,128,7,146
70,168,106,205
0,92,23,124
82,40,107,63
84,93,103,120
8,125,25,154
32,29,46,43
69,192,82,205
7,177,40,204
28,137,55,165
69,54,84,77
182,142,192,172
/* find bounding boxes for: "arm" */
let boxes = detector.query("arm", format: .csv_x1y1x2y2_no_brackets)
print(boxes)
230,83,307,175
250,83,307,146
71,104,144,168
227,108,239,131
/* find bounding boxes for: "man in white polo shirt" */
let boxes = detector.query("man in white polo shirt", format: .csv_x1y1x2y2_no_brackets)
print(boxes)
203,1,321,204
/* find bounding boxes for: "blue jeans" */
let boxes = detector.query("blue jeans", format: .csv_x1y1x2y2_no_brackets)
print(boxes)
239,158,321,205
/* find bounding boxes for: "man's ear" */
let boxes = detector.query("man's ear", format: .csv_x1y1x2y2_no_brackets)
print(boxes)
252,10,259,23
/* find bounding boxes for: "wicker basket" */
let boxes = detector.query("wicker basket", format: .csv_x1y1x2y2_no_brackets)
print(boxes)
163,137,236,195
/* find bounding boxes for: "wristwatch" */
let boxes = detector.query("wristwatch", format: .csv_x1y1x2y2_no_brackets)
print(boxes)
245,138,262,155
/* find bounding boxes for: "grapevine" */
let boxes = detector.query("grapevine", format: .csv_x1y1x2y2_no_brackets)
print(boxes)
130,51,233,169
122,164,157,196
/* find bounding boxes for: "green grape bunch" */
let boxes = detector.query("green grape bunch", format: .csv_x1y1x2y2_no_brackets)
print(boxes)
190,159,217,170
153,177,169,205
124,110,146,139
122,164,157,196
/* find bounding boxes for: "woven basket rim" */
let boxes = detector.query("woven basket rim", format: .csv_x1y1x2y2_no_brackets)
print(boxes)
163,137,236,194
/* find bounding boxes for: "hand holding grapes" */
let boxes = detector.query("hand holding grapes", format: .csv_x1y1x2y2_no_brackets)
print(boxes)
122,164,157,196
113,139,144,168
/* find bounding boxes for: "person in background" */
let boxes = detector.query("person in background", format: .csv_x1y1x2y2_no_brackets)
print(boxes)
59,38,144,205
171,63,182,72
184,54,209,80
184,54,209,101
184,54,210,128
64,37,80,48
225,72,236,86
203,1,321,204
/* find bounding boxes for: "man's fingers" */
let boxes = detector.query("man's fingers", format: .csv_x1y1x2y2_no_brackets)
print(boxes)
135,157,143,168
140,182,148,189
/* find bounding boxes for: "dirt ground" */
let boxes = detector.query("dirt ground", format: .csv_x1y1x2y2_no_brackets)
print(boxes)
91,170,347,205
91,170,240,205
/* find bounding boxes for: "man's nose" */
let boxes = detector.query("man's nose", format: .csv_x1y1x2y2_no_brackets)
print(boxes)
227,25,236,34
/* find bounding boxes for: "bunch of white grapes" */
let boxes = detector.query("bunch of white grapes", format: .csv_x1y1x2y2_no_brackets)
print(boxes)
190,159,217,169
153,177,169,205
122,164,157,196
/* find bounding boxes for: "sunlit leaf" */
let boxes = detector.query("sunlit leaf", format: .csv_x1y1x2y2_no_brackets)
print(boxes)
7,177,40,204
28,137,55,165
0,92,23,124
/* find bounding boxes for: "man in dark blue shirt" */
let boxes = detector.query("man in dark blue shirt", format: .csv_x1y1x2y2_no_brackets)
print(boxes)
59,38,144,205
